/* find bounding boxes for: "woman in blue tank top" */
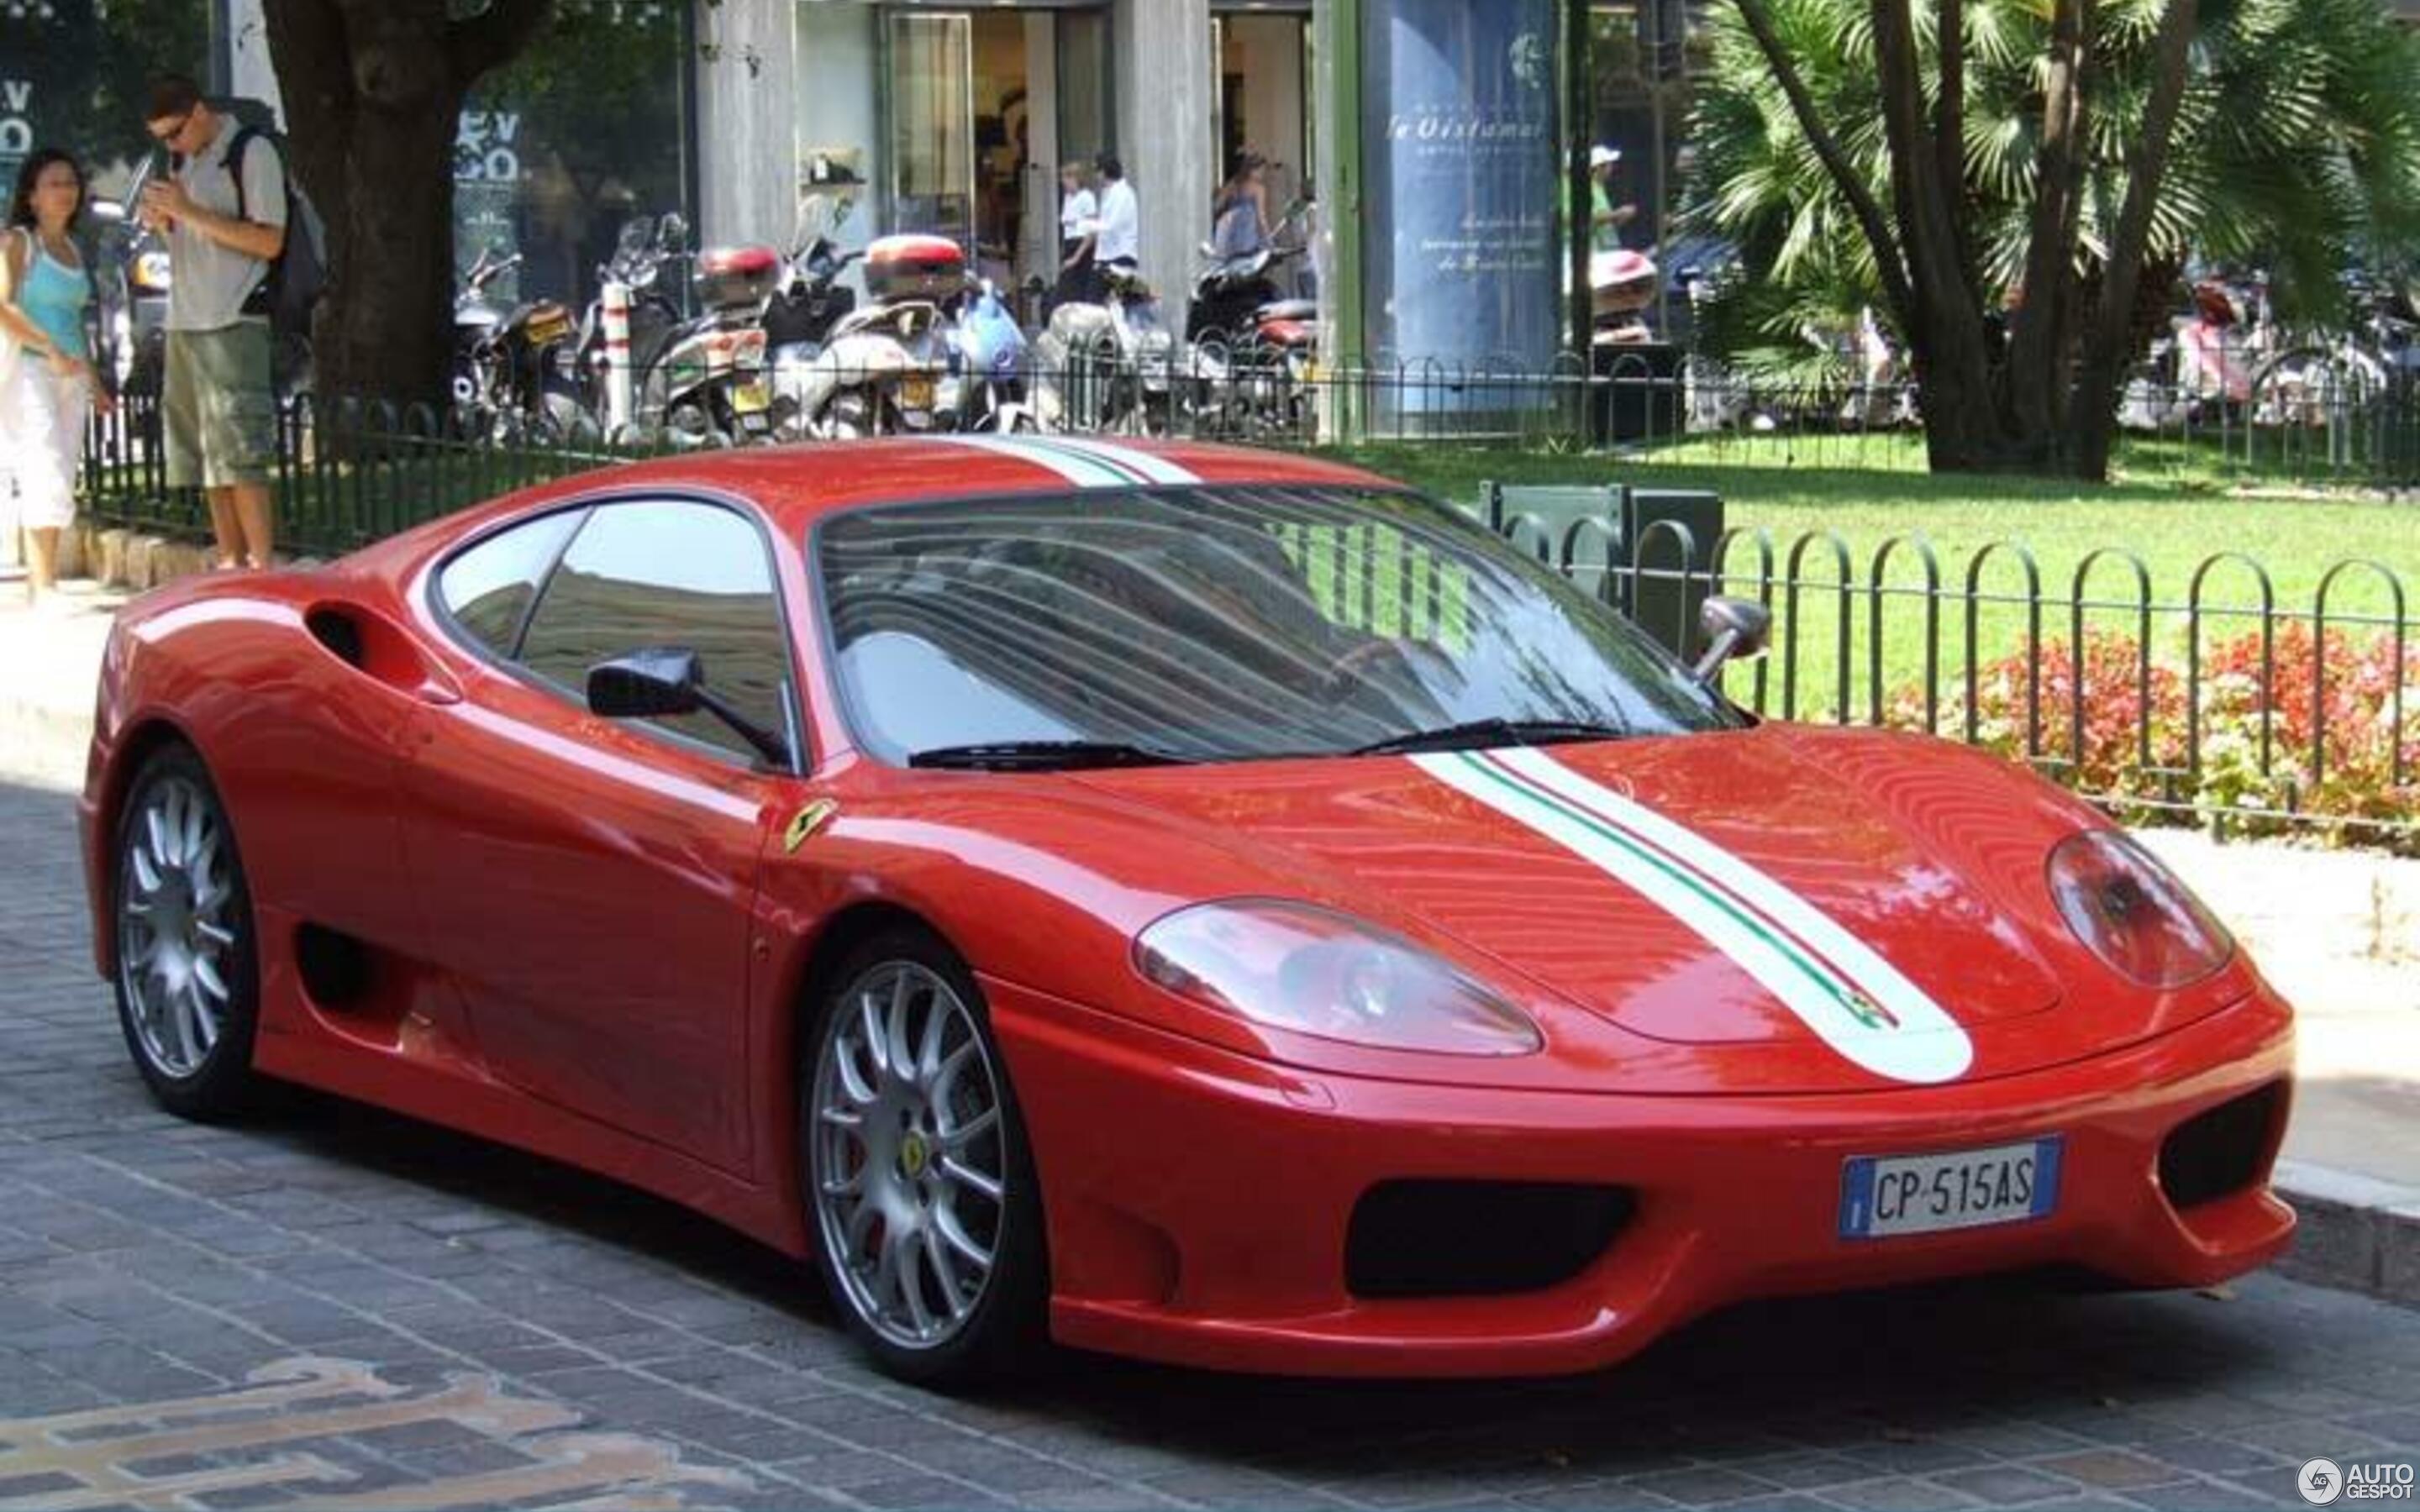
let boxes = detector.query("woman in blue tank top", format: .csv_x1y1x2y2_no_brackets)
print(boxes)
3,148,116,606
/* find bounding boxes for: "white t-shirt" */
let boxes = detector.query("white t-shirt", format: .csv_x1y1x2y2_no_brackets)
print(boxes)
1059,187,1096,241
168,117,288,333
1092,178,1139,265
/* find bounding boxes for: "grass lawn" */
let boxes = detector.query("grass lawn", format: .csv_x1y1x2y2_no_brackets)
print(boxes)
1331,441,2419,721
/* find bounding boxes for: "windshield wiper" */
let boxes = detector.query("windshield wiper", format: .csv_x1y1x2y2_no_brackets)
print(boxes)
1346,717,1629,758
907,739,1195,772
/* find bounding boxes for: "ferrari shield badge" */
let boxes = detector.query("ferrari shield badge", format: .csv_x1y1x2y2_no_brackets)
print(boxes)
783,798,839,853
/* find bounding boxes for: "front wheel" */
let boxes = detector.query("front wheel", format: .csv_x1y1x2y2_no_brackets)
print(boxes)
802,929,1049,1386
111,745,262,1121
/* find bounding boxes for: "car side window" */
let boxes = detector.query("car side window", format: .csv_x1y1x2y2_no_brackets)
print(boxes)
435,509,586,658
518,500,792,764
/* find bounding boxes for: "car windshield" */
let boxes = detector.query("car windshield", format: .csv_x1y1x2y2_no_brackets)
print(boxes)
817,486,1738,767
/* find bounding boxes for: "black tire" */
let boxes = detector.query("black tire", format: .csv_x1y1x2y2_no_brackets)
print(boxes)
799,927,1050,1388
109,744,262,1121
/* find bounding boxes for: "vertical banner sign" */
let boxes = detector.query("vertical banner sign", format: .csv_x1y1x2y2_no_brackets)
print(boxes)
1363,0,1560,401
455,108,525,302
0,75,32,188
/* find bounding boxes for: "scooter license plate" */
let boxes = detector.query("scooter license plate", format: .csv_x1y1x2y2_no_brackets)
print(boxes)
899,376,937,412
730,381,771,416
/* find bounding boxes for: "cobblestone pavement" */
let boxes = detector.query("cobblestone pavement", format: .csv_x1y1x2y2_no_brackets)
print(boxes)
3,779,2415,1512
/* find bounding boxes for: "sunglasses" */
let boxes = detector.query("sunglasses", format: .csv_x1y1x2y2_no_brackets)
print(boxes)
149,112,193,149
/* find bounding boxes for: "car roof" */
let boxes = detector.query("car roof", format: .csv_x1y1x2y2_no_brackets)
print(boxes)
517,437,1402,534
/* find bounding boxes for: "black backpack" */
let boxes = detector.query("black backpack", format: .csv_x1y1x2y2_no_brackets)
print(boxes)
223,123,328,347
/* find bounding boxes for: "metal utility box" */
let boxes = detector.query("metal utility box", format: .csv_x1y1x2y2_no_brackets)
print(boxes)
1481,481,1724,660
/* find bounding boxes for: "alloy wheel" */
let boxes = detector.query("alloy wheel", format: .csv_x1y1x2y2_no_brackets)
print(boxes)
810,961,1011,1352
116,773,239,1079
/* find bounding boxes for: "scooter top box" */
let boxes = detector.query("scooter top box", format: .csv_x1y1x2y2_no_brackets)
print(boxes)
865,234,967,302
696,244,783,309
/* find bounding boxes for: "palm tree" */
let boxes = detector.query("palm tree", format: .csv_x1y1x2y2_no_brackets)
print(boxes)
1688,0,2420,444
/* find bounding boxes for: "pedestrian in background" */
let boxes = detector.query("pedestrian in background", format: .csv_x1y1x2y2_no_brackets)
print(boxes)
139,74,285,571
0,148,114,608
1211,151,1269,261
1090,152,1140,281
1055,160,1098,307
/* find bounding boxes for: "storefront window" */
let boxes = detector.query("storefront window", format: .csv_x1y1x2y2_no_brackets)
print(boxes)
453,0,692,311
886,11,976,252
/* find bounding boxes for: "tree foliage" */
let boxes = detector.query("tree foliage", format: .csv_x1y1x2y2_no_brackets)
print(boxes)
1692,0,2420,401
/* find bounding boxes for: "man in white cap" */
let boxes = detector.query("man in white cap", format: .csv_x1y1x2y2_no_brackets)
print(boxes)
1590,144,1637,254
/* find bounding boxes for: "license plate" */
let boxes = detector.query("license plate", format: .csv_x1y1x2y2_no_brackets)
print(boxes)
1839,1137,2061,1241
730,381,771,415
899,376,937,411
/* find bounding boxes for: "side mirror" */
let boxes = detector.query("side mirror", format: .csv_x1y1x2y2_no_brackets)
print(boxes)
587,645,792,766
1691,596,1772,685
587,648,702,719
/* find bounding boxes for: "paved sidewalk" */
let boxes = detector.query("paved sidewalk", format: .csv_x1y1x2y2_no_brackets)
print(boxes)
3,575,2416,1300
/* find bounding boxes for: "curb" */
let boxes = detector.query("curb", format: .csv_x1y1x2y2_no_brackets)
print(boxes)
2272,1159,2420,1305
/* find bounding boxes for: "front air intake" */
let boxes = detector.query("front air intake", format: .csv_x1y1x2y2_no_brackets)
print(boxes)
2160,1082,2287,1210
1345,1180,1634,1299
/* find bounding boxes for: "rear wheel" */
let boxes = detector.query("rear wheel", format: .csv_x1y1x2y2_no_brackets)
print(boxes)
802,928,1048,1386
111,745,261,1121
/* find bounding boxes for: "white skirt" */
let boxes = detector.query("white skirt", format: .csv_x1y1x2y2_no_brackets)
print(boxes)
1,360,89,533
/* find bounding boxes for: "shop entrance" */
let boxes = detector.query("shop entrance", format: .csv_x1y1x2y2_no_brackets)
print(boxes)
1211,7,1312,239
884,5,1112,304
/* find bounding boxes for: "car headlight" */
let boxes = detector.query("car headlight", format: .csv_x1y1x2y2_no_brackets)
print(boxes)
1134,900,1543,1057
132,250,172,291
2047,831,2234,989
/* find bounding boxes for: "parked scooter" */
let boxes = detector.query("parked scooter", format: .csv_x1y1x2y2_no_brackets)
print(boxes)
765,196,863,438
450,245,583,438
1591,246,1660,346
573,214,777,444
1034,263,1220,436
942,280,1038,433
1185,199,1309,350
786,234,963,438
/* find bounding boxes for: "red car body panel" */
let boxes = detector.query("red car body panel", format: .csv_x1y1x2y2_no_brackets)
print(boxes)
78,438,2296,1377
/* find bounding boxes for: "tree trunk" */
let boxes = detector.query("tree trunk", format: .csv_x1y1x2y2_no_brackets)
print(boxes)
263,0,551,411
2074,0,2201,481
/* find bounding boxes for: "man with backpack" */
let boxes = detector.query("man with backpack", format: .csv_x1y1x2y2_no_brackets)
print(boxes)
139,74,285,570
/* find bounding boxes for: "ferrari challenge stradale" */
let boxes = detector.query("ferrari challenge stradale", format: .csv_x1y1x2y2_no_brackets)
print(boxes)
79,437,2296,1384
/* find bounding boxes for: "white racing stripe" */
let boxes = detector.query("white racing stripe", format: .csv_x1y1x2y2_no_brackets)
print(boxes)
937,434,1201,488
1416,747,1975,1084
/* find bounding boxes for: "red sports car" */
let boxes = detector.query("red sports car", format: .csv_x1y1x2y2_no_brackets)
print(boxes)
79,437,2296,1385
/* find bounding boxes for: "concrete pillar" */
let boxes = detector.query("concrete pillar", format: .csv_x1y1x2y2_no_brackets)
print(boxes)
1113,0,1213,336
694,0,801,250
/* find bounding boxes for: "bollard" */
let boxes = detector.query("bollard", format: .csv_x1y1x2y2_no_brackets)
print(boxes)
602,280,634,434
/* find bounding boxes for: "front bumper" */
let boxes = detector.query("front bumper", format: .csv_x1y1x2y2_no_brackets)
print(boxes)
993,982,2295,1378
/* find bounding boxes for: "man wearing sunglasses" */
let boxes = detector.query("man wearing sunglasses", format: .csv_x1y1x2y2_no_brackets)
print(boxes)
137,75,285,571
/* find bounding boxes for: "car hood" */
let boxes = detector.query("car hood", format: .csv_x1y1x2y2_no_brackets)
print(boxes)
1065,727,2242,1093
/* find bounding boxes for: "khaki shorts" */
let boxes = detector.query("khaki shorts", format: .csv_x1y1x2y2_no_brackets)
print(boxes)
164,322,277,489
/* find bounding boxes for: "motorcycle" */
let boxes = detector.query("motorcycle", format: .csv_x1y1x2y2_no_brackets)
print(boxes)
785,233,962,438
450,245,583,439
1591,246,1660,347
765,196,864,438
1034,263,1222,436
1185,199,1310,349
941,280,1038,433
572,213,779,444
